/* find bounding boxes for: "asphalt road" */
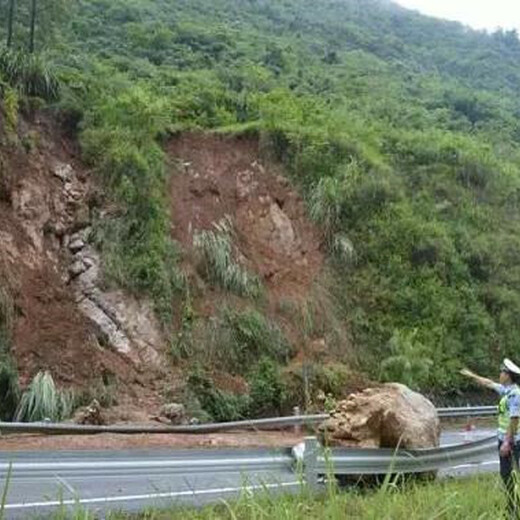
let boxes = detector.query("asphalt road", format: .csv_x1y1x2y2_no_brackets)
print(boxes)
0,447,300,518
438,427,498,478
0,428,500,518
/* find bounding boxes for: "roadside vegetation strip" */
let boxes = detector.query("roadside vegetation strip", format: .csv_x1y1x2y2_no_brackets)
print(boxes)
111,475,505,519
25,474,503,520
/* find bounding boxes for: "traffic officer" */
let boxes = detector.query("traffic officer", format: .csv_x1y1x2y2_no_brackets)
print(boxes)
461,359,520,518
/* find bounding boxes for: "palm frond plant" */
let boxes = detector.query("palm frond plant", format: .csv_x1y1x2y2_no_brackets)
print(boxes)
15,371,73,422
193,216,261,297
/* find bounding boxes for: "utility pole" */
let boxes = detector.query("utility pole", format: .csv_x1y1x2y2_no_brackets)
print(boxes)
7,0,15,48
29,0,37,53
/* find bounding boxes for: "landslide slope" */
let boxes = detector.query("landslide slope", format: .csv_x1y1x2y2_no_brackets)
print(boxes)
0,115,356,421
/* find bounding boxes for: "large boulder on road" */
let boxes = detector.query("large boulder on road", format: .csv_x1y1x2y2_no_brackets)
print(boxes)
318,383,440,449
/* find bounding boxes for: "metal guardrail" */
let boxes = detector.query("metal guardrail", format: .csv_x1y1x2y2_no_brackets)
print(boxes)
303,435,497,486
0,436,497,481
0,406,497,436
0,415,328,435
0,434,499,511
437,406,496,418
0,448,295,476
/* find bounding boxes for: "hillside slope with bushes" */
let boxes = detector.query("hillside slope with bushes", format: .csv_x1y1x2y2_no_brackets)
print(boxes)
1,0,520,421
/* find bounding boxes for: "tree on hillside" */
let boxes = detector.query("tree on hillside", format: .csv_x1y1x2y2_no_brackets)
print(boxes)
29,0,36,52
3,0,73,52
6,0,16,47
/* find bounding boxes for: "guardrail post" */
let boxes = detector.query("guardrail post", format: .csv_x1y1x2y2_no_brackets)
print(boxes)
293,407,301,434
304,436,319,490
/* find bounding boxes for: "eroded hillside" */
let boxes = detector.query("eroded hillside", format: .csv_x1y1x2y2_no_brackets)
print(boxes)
0,119,358,422
0,115,172,420
165,134,358,409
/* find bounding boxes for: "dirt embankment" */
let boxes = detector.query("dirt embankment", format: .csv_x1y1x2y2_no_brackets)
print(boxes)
0,115,164,414
1,121,350,424
0,430,304,451
168,134,324,304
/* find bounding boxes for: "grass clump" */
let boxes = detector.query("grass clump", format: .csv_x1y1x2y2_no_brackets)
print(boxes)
193,217,261,298
0,49,59,101
0,287,13,347
106,474,505,519
208,307,291,373
173,305,290,374
15,371,73,422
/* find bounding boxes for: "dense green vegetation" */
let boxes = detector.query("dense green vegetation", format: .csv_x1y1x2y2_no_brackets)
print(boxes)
0,285,19,421
3,0,520,405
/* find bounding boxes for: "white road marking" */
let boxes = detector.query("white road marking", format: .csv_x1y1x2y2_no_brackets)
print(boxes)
4,480,301,510
448,460,498,470
55,475,76,494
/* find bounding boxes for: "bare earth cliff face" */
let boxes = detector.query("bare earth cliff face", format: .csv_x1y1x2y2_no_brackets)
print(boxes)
0,116,166,414
1,120,350,419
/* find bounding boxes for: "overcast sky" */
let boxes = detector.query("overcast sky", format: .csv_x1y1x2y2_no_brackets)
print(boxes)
394,0,520,32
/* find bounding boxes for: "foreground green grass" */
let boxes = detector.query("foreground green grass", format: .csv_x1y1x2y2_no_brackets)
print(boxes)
104,475,505,520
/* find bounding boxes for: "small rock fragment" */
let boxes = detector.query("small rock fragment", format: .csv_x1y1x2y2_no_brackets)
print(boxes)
160,403,186,425
69,239,85,253
53,163,74,182
69,259,87,277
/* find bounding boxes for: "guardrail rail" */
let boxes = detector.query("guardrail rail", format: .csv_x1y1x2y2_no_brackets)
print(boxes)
305,435,497,486
0,406,497,436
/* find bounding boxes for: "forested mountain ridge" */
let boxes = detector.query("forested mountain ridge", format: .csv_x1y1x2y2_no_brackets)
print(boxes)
0,0,519,421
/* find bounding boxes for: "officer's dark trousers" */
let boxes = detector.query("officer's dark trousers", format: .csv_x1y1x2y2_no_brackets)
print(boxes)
499,440,520,518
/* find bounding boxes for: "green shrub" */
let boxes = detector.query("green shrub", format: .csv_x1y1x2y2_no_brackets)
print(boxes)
193,217,261,298
282,362,352,411
248,358,286,417
380,329,433,390
82,84,184,323
210,308,291,373
0,49,59,101
0,286,19,420
0,359,19,421
187,371,250,422
308,158,397,237
15,371,73,422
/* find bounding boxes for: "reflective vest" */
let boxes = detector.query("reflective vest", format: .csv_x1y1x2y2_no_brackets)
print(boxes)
498,385,520,435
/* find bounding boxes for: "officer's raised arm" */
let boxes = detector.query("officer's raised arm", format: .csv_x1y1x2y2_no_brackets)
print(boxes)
460,368,498,391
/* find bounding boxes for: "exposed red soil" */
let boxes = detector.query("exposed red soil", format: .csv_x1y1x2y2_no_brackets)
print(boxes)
0,431,305,451
0,116,148,398
167,133,324,305
167,134,356,390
